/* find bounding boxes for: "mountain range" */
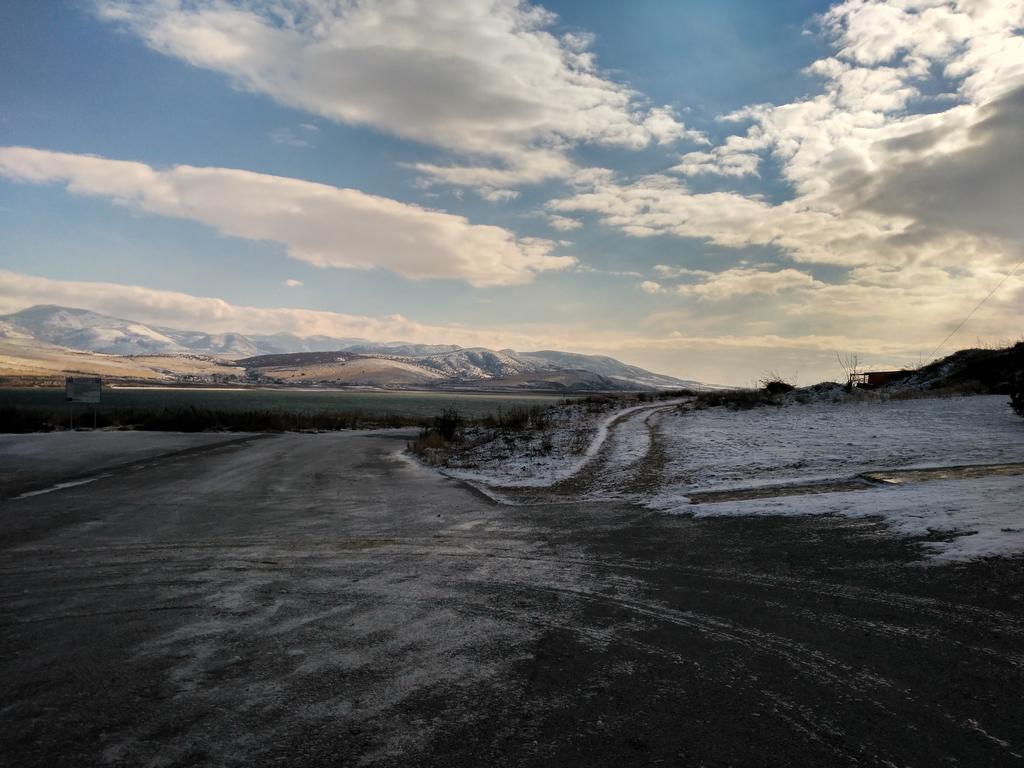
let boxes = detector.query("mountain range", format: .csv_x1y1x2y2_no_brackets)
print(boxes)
0,305,699,391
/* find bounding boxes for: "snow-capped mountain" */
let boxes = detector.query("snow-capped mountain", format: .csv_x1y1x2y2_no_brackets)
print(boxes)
0,306,363,358
519,350,690,390
0,305,699,390
411,348,540,380
2,305,192,356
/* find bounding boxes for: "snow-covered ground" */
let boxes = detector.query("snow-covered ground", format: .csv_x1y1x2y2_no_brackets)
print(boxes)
654,395,1024,493
424,398,684,488
650,396,1024,562
679,475,1024,562
424,393,1024,562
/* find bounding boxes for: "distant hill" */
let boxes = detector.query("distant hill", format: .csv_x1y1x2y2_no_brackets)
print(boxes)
900,343,1024,394
0,305,702,391
0,305,366,358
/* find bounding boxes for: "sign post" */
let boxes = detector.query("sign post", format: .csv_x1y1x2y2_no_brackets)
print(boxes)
65,376,101,429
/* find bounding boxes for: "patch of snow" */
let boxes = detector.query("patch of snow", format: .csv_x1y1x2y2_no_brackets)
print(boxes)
653,396,1024,495
436,399,683,488
649,396,1024,562
601,407,654,472
664,476,1024,563
14,475,109,499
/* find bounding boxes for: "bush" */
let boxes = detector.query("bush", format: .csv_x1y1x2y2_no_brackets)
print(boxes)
759,372,796,395
407,428,447,458
763,380,796,395
435,406,463,441
657,389,696,399
481,405,551,433
695,388,777,410
1011,357,1024,418
407,407,464,459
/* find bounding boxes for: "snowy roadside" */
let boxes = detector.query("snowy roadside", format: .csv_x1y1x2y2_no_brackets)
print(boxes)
649,395,1024,562
678,475,1024,562
406,391,1024,562
652,395,1024,495
416,397,685,489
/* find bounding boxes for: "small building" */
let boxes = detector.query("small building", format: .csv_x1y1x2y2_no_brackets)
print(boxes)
850,370,914,388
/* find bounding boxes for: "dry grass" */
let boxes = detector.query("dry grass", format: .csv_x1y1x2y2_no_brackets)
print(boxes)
0,406,423,434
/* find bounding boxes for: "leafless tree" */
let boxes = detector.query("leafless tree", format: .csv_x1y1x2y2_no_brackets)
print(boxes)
836,352,862,388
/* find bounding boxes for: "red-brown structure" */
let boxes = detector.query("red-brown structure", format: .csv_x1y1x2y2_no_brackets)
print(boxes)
850,370,914,388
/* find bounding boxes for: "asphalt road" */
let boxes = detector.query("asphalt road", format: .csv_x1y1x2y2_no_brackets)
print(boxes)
2,430,1024,767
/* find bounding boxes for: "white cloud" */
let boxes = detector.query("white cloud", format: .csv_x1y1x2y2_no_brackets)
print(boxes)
672,268,825,300
546,214,582,232
671,150,760,178
643,106,708,145
653,264,708,279
553,2,1024,274
283,278,303,288
0,146,575,287
269,126,314,147
550,173,889,264
646,266,826,301
96,0,698,191
478,188,519,203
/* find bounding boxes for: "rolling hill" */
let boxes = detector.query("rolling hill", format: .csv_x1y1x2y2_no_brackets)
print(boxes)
0,305,702,391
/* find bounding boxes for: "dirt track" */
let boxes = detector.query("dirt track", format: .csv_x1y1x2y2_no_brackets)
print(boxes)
2,429,1024,766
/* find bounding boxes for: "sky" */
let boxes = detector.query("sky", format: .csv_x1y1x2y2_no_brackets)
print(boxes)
0,0,1022,385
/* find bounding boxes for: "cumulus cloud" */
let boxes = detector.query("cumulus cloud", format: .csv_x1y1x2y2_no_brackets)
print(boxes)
0,146,574,286
552,0,1024,310
96,0,698,192
546,214,583,232
550,173,888,264
478,188,520,203
848,84,1024,244
671,150,760,178
644,265,826,300
673,268,826,300
283,278,303,288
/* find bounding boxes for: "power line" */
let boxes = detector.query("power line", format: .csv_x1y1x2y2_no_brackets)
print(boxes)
925,252,1024,363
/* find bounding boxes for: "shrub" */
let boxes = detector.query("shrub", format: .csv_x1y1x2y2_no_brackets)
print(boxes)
435,406,462,441
487,405,551,432
764,380,796,395
407,428,447,458
407,406,465,459
695,388,777,410
759,371,796,395
1011,353,1024,418
658,388,696,399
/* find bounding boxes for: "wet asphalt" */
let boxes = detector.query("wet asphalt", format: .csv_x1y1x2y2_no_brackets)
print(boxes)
1,430,1023,767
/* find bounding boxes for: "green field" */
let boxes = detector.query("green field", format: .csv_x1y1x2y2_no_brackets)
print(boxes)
0,387,573,420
